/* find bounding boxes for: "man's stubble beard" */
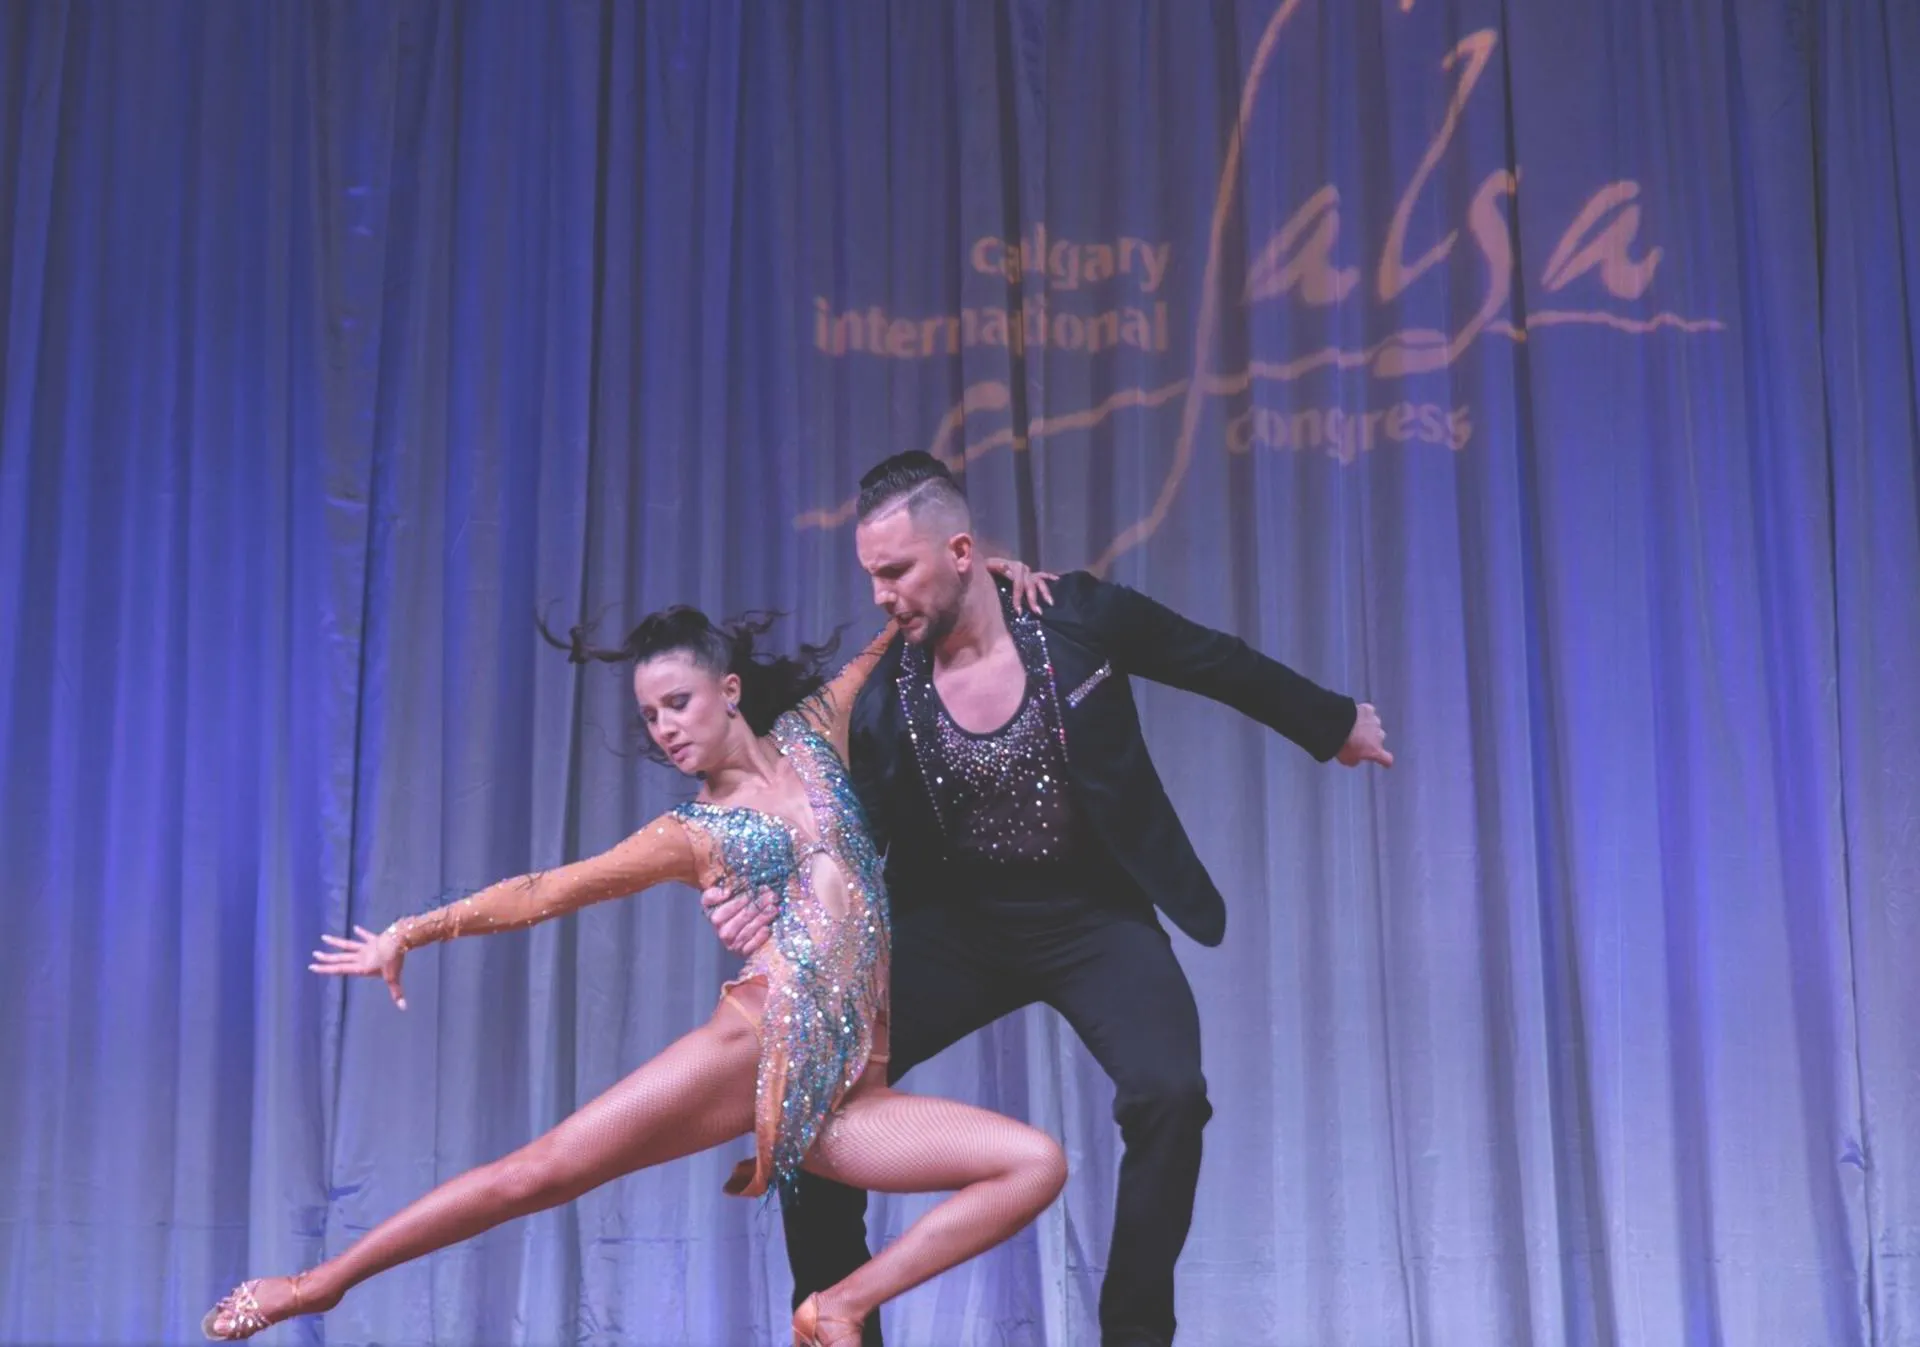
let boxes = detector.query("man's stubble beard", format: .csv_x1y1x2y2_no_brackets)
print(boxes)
916,572,970,648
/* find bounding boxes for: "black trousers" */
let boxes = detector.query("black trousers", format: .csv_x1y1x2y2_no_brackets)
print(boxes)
783,886,1211,1347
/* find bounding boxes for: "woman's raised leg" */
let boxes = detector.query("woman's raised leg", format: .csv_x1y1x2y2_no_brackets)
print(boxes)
203,994,761,1339
790,1084,1067,1345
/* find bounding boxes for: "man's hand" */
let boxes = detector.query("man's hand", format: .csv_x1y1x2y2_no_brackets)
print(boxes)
1336,702,1393,768
701,884,777,957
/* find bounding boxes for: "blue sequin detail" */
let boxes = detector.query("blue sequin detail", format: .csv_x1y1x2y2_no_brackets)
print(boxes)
672,712,889,1206
670,802,797,902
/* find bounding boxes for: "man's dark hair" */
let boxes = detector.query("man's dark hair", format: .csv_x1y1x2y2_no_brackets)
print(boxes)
856,451,971,530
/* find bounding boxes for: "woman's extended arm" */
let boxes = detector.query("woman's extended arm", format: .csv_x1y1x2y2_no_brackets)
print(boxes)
312,815,699,1008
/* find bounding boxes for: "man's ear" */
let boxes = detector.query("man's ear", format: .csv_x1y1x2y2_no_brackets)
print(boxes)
948,530,977,572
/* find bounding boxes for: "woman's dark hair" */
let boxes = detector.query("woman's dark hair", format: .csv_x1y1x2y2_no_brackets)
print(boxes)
537,604,842,763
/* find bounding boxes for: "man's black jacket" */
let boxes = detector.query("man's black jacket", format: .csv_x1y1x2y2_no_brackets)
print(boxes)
846,572,1357,946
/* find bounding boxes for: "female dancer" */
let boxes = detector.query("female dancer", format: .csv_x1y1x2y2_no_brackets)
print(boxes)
202,575,1066,1346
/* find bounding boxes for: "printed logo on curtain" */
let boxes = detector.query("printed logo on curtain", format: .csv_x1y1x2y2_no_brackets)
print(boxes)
797,0,1725,573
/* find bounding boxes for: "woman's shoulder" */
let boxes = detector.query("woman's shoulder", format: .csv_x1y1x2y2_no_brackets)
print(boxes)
772,706,828,747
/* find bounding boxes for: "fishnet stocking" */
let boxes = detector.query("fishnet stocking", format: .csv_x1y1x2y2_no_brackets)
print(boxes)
799,1085,1068,1331
204,993,1065,1341
204,1002,759,1335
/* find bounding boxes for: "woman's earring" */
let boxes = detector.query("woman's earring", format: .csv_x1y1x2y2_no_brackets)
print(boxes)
726,700,739,719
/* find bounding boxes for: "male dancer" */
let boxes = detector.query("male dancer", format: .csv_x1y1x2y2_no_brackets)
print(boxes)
706,452,1391,1346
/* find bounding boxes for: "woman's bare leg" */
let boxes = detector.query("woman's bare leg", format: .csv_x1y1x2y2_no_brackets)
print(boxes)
204,996,760,1336
794,1085,1067,1338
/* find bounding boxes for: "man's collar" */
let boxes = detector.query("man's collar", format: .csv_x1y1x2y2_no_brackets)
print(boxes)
901,575,1040,681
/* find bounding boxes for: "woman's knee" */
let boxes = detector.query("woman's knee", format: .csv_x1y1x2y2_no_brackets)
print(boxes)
1009,1127,1068,1207
488,1140,581,1212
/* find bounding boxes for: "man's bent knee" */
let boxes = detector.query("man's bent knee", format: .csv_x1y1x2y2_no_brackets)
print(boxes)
1113,1076,1211,1136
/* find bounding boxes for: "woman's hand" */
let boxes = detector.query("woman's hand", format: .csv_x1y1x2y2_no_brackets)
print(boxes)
311,924,410,1010
984,556,1059,615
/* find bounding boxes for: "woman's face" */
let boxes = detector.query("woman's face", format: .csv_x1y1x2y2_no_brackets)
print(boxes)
632,653,740,776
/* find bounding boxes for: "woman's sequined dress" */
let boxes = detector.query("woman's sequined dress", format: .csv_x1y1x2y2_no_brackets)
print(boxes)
672,658,892,1201
390,627,895,1205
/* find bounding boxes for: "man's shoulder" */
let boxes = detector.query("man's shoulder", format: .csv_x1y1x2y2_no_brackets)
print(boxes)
1046,569,1101,601
1034,569,1114,634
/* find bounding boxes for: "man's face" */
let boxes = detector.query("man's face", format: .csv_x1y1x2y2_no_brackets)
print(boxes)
854,506,969,646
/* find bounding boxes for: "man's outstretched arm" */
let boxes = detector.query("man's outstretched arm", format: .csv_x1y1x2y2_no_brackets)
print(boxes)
1059,572,1391,767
